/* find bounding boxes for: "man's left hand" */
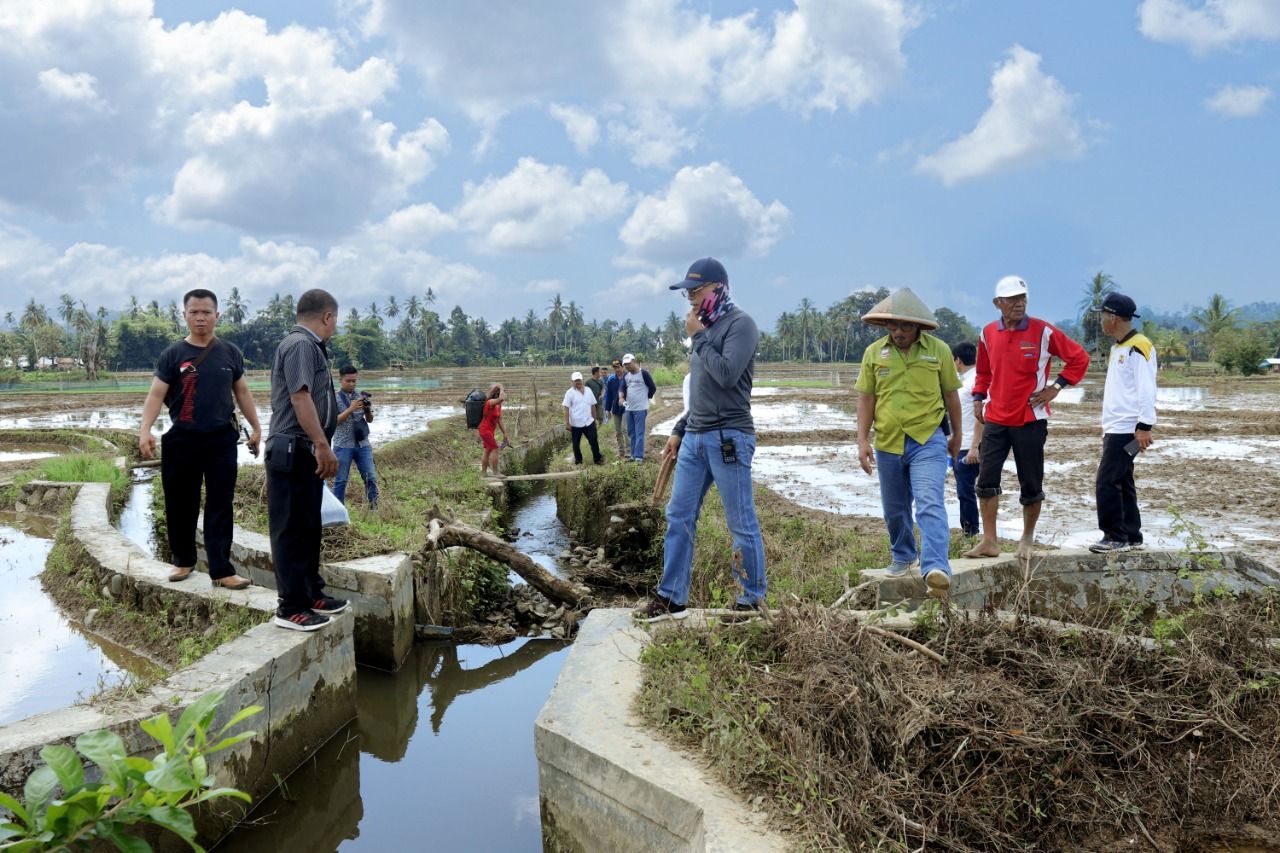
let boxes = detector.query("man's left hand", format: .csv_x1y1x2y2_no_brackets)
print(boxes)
1027,383,1061,409
947,432,962,462
247,428,261,456
1136,429,1153,452
684,306,703,338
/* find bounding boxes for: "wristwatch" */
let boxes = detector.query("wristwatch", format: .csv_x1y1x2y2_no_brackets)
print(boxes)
1053,377,1069,390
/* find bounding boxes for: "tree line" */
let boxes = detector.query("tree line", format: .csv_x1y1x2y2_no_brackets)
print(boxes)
1,276,1276,377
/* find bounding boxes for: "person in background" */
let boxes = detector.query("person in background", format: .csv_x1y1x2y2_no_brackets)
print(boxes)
637,257,765,621
264,288,347,631
332,364,378,509
140,288,259,590
584,366,605,426
604,359,628,458
950,341,982,537
964,275,1090,562
1089,293,1157,553
479,383,508,477
619,353,656,461
563,371,604,465
854,289,963,597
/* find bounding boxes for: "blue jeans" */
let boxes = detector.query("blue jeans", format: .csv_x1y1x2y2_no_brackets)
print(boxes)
334,443,379,508
951,452,980,536
625,410,648,460
875,428,951,576
658,429,767,606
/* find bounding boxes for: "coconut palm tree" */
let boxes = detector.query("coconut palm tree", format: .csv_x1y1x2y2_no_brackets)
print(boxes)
1077,271,1117,354
224,287,247,325
1191,293,1237,367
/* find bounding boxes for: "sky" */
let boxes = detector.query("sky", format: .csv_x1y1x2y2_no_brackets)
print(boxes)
1,0,1277,333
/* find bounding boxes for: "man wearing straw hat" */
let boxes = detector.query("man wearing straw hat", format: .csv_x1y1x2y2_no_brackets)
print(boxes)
854,288,963,596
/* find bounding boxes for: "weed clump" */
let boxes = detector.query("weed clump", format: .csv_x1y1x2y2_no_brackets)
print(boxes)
638,597,1280,851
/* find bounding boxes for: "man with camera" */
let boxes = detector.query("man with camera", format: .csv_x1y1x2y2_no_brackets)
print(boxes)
139,288,260,590
636,258,766,622
333,364,379,509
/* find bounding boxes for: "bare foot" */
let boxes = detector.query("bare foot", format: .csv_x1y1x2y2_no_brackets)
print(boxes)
962,540,1000,558
1016,538,1036,562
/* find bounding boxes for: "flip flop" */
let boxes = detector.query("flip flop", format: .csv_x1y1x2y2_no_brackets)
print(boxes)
169,566,194,582
213,575,252,590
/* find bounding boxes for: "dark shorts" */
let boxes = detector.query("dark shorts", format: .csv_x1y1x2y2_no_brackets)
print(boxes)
976,420,1048,506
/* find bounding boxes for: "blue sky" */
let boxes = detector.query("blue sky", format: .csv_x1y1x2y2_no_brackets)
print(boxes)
1,0,1276,333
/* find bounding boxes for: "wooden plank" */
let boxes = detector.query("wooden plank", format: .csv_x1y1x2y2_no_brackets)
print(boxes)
487,470,588,482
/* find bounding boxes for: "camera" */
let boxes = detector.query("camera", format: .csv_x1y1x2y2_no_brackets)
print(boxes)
360,391,372,415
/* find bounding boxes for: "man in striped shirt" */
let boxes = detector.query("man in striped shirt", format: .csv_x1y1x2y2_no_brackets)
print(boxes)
963,276,1089,562
1089,293,1157,553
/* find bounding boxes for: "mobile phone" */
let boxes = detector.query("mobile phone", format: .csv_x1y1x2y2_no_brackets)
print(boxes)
1123,438,1140,457
242,425,259,457
720,437,737,464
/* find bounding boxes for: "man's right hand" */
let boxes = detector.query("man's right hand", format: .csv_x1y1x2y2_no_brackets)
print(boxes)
857,440,875,475
972,399,985,424
139,431,157,460
314,443,338,479
663,434,681,460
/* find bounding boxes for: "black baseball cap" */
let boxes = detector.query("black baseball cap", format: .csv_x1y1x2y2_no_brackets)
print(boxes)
670,257,728,290
1091,293,1140,319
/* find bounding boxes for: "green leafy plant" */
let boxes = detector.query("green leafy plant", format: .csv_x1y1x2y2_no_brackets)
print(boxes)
0,690,260,852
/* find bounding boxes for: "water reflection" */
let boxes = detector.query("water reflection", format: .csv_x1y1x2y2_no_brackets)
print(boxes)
117,469,159,558
220,638,569,852
0,515,156,725
508,491,570,579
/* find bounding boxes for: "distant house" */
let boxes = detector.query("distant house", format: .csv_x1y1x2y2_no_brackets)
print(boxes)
1261,358,1280,373
54,356,78,371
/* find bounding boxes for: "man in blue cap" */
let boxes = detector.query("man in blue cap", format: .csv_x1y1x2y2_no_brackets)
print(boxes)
636,258,767,621
1090,292,1157,553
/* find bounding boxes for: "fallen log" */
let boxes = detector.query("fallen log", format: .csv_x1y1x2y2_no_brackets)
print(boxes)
424,510,590,608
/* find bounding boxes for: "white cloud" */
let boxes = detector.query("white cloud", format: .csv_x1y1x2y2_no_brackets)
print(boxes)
595,269,681,305
618,162,790,265
1138,0,1280,53
549,104,600,155
915,46,1085,186
364,203,458,245
1205,84,1272,117
0,223,488,320
363,0,918,136
606,108,696,169
1,5,451,234
456,157,630,252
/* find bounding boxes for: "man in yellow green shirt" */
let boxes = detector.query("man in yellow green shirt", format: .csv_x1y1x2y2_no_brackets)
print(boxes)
855,288,963,596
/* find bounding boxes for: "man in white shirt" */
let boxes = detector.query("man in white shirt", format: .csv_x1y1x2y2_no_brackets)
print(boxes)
563,371,604,465
950,341,983,537
1089,293,1157,553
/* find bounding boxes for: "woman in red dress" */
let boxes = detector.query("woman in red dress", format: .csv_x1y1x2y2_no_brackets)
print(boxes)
479,383,508,477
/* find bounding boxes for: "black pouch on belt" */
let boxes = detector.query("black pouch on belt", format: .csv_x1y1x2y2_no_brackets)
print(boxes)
264,435,296,473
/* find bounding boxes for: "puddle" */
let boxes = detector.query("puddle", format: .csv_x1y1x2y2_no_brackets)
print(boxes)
117,469,159,558
652,400,858,437
220,638,569,852
0,450,59,463
0,404,459,466
0,515,154,725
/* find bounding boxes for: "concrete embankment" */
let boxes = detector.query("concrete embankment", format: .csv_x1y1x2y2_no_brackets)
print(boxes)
536,609,788,852
0,482,358,846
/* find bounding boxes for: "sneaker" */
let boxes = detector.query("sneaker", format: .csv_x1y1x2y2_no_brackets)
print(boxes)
1088,539,1130,554
924,569,951,597
634,595,688,623
274,612,331,632
719,601,761,623
884,560,919,578
312,596,350,615
1127,541,1144,551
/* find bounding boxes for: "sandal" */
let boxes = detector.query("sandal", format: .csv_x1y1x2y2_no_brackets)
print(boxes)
213,575,252,590
169,566,194,582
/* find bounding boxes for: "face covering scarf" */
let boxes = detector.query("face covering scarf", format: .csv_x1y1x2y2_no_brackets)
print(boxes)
698,284,735,328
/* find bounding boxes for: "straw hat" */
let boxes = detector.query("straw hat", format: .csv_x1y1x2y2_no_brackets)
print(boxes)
861,287,939,331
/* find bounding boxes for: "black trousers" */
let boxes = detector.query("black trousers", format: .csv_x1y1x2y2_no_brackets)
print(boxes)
976,420,1048,506
1096,433,1142,544
571,422,604,464
161,425,238,579
267,442,327,616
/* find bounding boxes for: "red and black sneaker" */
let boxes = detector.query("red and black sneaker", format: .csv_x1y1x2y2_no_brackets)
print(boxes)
274,611,331,632
312,596,350,615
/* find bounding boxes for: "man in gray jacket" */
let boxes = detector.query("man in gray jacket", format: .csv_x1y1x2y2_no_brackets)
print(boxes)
636,258,766,621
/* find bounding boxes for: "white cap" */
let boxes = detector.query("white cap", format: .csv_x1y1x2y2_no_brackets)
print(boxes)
570,371,583,381
621,353,635,364
995,275,1028,298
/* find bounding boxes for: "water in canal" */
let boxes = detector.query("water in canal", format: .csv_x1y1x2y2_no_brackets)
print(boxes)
219,486,575,851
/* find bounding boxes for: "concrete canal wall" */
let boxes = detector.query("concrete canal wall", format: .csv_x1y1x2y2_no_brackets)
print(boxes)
0,482,358,846
536,609,788,853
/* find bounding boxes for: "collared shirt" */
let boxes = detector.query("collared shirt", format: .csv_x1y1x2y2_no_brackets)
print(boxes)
957,366,977,450
1102,330,1158,435
332,389,371,449
562,386,597,428
855,332,962,454
972,315,1089,427
267,324,336,442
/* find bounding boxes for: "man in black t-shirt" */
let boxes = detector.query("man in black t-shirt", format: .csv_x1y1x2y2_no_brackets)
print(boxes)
140,289,262,589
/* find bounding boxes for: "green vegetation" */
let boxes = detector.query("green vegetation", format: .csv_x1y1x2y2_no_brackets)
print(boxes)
0,690,258,853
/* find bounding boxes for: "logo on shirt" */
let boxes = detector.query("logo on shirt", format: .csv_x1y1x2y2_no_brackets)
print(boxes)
880,347,890,359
